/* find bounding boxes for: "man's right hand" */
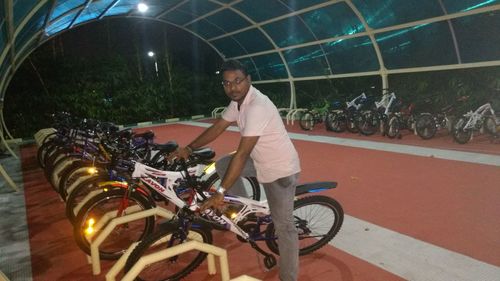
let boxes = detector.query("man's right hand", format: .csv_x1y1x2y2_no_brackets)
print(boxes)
169,146,192,161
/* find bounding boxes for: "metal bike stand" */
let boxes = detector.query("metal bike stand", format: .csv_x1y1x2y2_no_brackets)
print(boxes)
289,108,308,125
0,270,10,281
72,188,106,217
66,173,94,196
33,128,56,147
0,164,18,191
89,207,174,275
211,107,227,118
119,240,230,281
0,106,18,159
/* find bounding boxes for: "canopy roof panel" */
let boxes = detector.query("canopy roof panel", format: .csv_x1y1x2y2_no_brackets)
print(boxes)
1,0,500,98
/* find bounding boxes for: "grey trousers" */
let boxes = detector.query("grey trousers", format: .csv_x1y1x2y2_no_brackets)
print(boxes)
216,155,300,281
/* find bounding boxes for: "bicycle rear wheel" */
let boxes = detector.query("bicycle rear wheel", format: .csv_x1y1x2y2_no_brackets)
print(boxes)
299,112,315,131
415,114,437,140
265,195,343,256
124,222,213,281
483,116,498,136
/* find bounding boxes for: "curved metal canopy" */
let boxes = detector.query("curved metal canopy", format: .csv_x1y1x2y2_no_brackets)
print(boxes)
1,0,500,106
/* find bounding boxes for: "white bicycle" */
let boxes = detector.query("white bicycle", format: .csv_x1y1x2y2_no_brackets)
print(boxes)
452,102,499,144
122,161,344,280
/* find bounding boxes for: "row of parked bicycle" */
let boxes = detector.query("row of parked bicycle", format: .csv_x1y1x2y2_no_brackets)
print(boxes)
297,91,499,144
36,112,343,280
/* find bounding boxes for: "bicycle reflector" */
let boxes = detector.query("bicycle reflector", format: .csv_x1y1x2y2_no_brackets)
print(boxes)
204,162,216,175
87,167,98,175
84,218,95,236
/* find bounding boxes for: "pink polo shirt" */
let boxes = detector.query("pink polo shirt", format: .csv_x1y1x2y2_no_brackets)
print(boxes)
222,86,301,183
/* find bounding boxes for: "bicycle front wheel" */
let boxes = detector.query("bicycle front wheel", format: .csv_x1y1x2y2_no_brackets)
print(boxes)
265,195,343,256
73,189,155,260
325,112,346,132
415,114,437,140
124,222,213,281
385,115,400,139
299,112,315,131
357,111,379,136
452,117,472,144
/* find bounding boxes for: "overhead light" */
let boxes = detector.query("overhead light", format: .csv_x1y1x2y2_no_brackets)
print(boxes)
147,51,155,57
138,3,149,12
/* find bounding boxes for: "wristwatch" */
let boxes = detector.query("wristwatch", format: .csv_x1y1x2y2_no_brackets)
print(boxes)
216,186,226,195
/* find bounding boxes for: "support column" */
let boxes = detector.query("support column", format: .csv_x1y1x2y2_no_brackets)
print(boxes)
0,103,18,159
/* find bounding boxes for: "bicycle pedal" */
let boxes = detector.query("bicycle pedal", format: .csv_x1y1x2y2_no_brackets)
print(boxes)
263,255,277,270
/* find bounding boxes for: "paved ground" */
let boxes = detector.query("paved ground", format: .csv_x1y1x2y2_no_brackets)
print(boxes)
0,119,499,281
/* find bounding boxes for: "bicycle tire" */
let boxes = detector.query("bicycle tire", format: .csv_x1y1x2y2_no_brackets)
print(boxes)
73,189,155,260
452,117,472,144
299,112,315,131
385,115,400,139
265,195,343,256
203,173,261,201
357,111,379,136
415,114,437,140
37,140,56,168
65,174,114,224
483,116,498,136
325,112,346,132
346,113,359,133
49,155,78,191
124,222,213,281
58,160,92,197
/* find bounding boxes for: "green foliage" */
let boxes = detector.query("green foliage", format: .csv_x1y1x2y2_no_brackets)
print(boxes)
4,51,226,138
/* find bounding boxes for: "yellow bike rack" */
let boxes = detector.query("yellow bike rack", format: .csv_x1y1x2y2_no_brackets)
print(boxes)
88,206,174,275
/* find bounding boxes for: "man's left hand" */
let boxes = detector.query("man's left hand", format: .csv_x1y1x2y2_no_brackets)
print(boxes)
201,192,225,212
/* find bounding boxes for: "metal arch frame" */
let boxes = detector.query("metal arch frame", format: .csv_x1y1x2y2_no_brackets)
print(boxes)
345,0,388,89
229,2,500,85
437,0,462,64
176,0,263,81
1,1,500,106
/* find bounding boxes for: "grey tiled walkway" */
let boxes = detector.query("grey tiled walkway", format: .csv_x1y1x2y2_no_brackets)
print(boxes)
0,144,33,281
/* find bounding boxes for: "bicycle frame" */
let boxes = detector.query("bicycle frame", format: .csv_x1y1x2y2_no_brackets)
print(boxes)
131,162,270,241
463,103,496,130
346,93,367,110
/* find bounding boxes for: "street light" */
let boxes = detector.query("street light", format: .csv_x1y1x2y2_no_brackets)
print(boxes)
148,51,159,77
138,3,149,13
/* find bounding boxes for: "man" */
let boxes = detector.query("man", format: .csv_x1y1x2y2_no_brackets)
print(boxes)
176,59,301,281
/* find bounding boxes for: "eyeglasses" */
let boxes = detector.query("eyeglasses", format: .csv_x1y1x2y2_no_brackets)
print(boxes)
222,76,247,87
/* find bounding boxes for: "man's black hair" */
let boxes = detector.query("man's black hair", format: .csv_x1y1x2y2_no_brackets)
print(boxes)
220,59,248,77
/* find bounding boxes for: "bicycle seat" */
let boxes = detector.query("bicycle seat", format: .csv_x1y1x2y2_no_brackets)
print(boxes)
152,141,178,153
191,147,215,160
134,130,155,140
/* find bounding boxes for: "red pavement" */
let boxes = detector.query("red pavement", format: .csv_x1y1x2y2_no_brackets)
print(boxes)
21,120,499,280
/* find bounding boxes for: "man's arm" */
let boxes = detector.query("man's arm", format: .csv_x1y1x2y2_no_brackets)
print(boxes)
188,118,232,149
177,118,232,158
219,135,259,192
201,135,259,211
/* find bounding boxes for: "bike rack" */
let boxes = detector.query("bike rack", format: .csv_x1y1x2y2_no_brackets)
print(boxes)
34,128,56,147
120,240,229,281
66,170,95,193
287,108,308,125
0,270,10,281
72,188,109,218
88,207,174,275
211,107,227,119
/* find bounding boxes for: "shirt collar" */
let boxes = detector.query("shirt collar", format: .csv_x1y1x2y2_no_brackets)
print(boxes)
239,85,255,108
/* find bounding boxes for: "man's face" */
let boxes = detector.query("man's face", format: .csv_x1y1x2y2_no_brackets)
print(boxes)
222,69,251,105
